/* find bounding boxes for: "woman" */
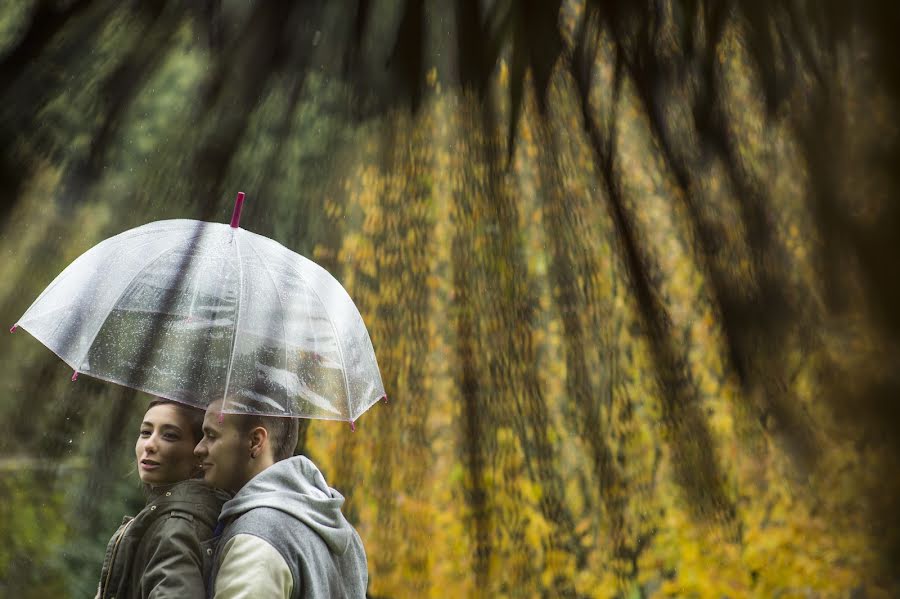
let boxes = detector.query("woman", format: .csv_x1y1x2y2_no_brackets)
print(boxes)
96,399,229,598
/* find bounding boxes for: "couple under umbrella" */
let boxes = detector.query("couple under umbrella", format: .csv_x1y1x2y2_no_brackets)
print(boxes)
12,193,386,598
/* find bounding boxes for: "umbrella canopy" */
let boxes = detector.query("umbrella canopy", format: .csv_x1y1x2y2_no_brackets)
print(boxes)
13,201,385,424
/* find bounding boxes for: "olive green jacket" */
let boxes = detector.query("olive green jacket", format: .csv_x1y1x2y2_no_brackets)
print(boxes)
96,480,229,599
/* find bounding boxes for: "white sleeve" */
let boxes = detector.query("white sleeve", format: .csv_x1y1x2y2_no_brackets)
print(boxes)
213,534,294,599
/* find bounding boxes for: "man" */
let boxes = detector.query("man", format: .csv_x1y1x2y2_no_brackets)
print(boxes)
194,399,368,598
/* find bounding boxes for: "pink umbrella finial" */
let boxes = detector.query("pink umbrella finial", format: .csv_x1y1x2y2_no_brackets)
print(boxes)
230,192,246,229
350,420,356,432
71,371,79,382
9,324,17,333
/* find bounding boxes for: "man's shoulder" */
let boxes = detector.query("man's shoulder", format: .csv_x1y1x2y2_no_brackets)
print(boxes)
224,507,323,547
220,507,333,584
226,506,287,534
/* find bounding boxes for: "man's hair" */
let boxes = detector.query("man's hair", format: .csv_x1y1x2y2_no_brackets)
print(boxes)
235,412,299,462
147,398,205,444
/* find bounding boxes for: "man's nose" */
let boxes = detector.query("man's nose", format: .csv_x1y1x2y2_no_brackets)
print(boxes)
193,439,206,458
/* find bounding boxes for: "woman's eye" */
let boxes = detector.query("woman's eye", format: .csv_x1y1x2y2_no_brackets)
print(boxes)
163,433,179,441
139,430,151,437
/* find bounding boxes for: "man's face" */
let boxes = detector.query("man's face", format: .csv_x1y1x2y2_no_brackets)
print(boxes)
194,401,252,493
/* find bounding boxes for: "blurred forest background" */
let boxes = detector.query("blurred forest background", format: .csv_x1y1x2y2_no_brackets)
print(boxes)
1,1,899,597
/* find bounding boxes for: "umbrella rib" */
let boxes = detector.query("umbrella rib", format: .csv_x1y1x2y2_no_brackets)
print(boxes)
73,234,194,373
221,229,245,411
244,235,289,412
272,246,353,420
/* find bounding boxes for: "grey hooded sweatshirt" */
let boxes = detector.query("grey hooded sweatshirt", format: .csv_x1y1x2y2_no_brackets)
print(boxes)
209,455,367,598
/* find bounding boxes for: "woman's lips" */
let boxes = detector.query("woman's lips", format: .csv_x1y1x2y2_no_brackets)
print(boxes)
140,459,160,470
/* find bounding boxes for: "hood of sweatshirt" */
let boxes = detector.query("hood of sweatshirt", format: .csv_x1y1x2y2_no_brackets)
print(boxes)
218,455,354,555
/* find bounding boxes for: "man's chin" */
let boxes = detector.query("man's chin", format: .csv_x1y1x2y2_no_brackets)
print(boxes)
201,469,216,485
202,472,227,491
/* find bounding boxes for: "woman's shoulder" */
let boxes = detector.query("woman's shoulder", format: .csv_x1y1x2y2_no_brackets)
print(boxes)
155,480,230,516
165,479,231,501
129,481,227,538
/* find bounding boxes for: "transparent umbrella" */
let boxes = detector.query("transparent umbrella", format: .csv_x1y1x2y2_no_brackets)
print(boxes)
11,193,386,428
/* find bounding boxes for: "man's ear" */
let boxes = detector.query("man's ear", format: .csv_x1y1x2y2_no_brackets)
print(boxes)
249,426,268,459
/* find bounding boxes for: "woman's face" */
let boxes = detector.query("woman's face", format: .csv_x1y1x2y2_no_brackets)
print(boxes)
135,403,199,486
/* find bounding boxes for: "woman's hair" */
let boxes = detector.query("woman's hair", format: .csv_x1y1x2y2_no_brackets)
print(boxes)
146,398,205,444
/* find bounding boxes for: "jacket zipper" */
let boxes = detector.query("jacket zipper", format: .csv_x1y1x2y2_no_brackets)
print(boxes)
102,517,135,598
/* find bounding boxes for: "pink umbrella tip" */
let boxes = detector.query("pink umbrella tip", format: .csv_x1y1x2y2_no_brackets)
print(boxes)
383,394,388,403
71,371,79,382
9,324,17,333
230,191,246,228
350,420,356,432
